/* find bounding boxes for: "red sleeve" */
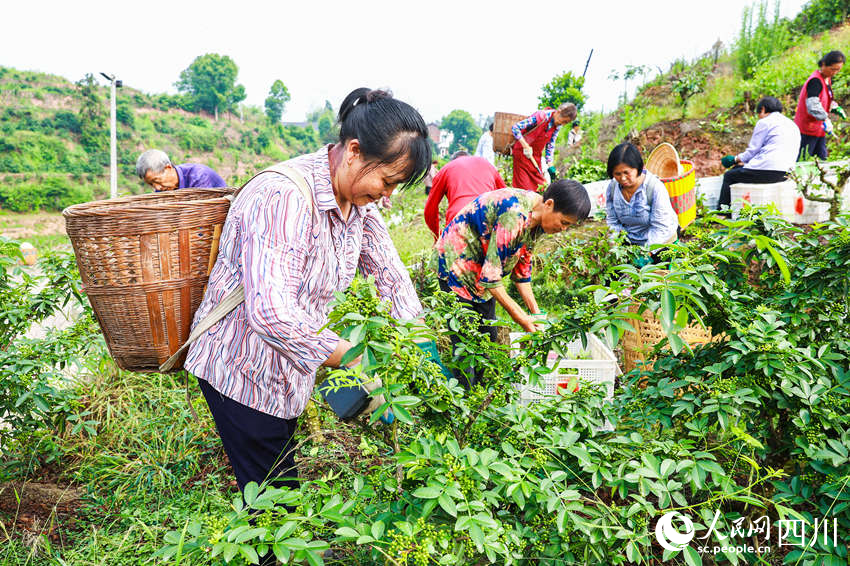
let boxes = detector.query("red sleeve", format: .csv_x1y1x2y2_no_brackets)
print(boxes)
493,166,506,189
510,245,532,282
423,170,448,239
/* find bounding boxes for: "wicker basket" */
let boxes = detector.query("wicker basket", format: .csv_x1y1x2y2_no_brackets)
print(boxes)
63,189,234,372
622,304,717,372
659,160,697,229
493,112,527,155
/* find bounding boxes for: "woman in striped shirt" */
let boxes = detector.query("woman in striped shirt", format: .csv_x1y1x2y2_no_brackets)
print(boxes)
184,88,431,503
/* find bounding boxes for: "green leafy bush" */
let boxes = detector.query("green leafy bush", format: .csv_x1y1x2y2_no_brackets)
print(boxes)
0,177,95,211
792,0,850,35
0,182,43,211
0,241,100,478
157,208,850,565
177,124,219,152
565,156,607,183
736,0,794,79
742,27,850,102
116,98,135,127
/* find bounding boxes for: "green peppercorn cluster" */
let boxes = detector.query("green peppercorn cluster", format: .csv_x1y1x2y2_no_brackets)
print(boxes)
203,513,230,544
385,518,454,566
800,424,825,446
443,453,478,499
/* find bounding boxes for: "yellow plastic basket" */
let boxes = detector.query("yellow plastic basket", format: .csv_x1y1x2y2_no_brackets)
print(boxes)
659,160,696,228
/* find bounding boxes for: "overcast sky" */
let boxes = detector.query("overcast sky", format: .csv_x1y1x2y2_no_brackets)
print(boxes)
2,0,808,124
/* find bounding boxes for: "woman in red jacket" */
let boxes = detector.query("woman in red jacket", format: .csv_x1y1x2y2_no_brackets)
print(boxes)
793,50,845,160
423,152,506,239
511,103,577,190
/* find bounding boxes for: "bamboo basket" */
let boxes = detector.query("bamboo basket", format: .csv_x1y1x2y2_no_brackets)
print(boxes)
658,160,697,229
493,112,527,155
622,304,718,372
63,189,234,372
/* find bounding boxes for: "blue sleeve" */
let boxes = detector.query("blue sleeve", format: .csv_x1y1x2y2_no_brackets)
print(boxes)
545,125,562,164
512,114,538,139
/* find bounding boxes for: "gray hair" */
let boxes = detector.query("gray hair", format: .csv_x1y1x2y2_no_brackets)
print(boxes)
557,102,577,120
135,149,172,178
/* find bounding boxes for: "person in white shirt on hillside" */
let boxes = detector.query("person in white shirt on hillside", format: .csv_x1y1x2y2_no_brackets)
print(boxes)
567,121,582,146
474,122,495,165
717,96,801,210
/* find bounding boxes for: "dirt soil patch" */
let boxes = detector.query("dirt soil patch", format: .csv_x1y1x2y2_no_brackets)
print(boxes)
0,481,83,547
0,212,65,239
636,113,751,177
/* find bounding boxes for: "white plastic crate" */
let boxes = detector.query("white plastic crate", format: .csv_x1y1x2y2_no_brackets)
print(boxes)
729,181,784,218
730,180,832,223
582,180,610,216
695,176,723,211
509,332,619,404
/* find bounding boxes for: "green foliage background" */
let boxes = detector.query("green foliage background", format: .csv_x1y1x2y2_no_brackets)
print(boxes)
0,66,327,211
440,109,482,154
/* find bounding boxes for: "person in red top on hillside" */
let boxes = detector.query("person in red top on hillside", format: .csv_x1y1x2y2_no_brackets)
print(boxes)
511,103,577,191
423,152,506,239
793,50,846,160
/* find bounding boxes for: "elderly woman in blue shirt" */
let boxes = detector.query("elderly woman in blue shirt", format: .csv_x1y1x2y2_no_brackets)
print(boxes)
605,143,678,250
717,96,801,210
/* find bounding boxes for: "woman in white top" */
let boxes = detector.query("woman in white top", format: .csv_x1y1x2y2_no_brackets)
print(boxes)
718,96,801,210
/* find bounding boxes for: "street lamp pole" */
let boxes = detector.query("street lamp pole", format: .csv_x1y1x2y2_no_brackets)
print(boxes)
100,72,119,199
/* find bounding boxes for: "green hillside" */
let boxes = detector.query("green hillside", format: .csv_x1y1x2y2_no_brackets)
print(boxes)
557,1,850,179
0,66,328,212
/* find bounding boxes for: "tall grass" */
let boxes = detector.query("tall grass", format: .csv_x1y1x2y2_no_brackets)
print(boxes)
736,0,795,78
1,352,232,565
741,25,850,99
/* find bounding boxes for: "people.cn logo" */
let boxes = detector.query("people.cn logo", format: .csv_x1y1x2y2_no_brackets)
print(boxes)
655,511,696,551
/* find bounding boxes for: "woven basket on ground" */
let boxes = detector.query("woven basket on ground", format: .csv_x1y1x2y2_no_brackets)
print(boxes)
622,304,718,372
63,189,234,372
493,112,527,155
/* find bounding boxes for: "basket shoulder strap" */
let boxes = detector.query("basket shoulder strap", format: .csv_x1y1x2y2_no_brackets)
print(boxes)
158,164,315,372
645,174,656,208
158,283,245,371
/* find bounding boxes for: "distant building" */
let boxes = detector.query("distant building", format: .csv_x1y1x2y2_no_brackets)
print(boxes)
282,121,314,129
427,123,441,145
438,130,454,158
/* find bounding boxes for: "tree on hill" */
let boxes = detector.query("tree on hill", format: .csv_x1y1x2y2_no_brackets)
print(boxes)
75,73,107,153
308,101,338,144
265,79,291,123
175,54,246,120
608,65,649,107
441,110,481,154
539,71,587,111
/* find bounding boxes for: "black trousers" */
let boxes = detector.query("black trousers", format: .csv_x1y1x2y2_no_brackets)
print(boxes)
198,378,299,493
799,134,828,161
717,167,788,209
439,279,497,389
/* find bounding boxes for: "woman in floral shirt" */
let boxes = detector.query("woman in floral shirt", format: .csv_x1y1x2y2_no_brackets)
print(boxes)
436,180,590,387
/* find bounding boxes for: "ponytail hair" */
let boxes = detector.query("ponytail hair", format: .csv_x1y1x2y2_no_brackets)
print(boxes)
819,50,845,67
337,87,431,188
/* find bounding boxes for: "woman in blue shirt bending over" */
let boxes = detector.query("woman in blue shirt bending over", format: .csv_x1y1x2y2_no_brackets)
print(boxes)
605,143,678,258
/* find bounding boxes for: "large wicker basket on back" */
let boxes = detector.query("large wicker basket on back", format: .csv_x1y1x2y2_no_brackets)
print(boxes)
63,189,233,372
493,112,527,155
